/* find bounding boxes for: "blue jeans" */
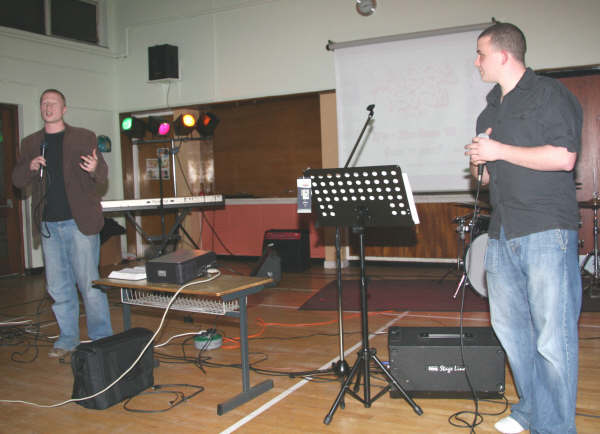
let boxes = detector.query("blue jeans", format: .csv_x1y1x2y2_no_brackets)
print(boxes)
41,219,113,350
485,228,581,434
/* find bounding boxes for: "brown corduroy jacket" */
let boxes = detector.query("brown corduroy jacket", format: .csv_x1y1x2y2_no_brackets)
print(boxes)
12,123,108,244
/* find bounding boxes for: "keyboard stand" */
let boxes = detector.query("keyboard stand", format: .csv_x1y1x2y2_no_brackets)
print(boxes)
119,207,199,258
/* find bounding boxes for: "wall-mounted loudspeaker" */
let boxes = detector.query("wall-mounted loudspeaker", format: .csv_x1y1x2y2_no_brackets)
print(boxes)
148,44,179,81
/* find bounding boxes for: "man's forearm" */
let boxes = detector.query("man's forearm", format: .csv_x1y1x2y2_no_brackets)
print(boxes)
496,143,576,172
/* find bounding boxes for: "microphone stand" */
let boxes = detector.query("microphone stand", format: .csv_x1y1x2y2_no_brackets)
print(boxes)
294,105,375,381
331,104,375,376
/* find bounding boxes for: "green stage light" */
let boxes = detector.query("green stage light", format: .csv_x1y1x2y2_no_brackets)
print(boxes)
121,116,146,138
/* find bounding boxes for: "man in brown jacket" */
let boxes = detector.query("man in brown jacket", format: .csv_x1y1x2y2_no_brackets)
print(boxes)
12,89,113,358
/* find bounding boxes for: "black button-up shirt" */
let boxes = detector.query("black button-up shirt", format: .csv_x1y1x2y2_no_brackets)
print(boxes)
476,68,582,240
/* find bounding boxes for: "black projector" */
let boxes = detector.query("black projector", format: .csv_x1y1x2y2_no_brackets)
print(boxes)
145,249,216,284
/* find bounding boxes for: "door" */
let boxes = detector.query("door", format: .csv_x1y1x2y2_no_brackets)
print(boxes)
0,104,25,275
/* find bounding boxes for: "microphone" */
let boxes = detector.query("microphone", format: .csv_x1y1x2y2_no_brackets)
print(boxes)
366,104,375,114
476,133,489,183
40,141,47,179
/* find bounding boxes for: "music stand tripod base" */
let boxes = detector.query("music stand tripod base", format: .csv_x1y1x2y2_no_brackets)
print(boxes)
304,166,423,424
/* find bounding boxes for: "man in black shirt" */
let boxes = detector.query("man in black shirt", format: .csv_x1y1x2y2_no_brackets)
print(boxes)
466,23,582,434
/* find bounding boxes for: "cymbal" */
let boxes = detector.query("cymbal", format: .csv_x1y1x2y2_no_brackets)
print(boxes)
452,213,474,223
579,198,600,209
454,202,491,211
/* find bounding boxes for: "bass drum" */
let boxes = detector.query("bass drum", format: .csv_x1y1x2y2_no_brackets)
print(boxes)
471,215,490,239
464,232,489,297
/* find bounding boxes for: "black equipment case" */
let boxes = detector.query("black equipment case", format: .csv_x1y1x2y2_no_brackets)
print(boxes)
71,327,155,409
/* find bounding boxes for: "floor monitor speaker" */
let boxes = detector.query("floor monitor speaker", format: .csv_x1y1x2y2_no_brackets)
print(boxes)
251,243,281,286
388,326,505,398
262,229,310,272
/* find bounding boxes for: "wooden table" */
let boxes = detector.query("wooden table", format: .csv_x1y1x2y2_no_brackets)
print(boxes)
93,274,274,415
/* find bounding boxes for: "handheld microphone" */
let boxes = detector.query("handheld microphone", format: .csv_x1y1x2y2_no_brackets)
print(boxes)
476,133,489,183
40,142,47,179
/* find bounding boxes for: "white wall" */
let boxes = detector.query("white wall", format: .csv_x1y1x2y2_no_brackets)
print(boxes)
2,0,599,267
112,0,600,111
0,26,120,267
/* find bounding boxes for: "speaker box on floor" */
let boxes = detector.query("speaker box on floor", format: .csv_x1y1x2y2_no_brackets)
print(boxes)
71,328,155,409
148,44,179,81
251,242,281,286
388,326,505,398
262,229,310,272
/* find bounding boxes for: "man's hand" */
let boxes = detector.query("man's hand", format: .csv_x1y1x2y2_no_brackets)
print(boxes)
80,148,99,173
465,127,496,166
29,155,46,172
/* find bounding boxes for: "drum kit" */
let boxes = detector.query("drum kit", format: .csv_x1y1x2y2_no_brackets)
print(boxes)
448,202,490,298
449,196,600,299
579,196,600,298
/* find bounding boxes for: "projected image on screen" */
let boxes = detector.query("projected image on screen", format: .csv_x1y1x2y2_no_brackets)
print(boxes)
305,165,419,228
334,29,493,193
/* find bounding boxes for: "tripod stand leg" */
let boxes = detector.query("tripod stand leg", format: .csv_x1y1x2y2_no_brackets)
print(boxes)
361,348,371,408
370,352,423,415
352,361,362,393
580,252,592,273
324,352,364,425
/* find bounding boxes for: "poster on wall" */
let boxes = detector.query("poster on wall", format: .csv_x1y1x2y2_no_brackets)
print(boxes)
146,150,170,180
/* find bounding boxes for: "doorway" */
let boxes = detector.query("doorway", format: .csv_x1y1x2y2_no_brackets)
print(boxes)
0,104,25,276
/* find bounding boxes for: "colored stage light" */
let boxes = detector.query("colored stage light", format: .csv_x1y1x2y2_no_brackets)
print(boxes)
148,117,171,136
173,113,196,136
121,116,146,138
197,112,220,138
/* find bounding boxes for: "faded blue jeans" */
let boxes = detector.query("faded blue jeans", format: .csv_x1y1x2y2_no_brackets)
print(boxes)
41,219,113,350
485,227,581,434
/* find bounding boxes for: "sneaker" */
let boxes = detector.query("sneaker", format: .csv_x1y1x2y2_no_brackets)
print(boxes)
494,416,525,433
48,348,71,359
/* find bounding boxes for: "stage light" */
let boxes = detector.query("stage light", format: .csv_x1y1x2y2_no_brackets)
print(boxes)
173,113,196,136
197,112,220,137
121,116,146,139
147,117,171,136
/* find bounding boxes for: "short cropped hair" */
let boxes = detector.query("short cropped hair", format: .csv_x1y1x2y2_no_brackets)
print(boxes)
40,89,67,105
479,22,527,64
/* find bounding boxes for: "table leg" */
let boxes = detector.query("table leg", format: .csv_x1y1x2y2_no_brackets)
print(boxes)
120,289,131,330
217,293,273,415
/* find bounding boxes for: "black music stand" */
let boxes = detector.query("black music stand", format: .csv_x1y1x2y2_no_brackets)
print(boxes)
304,165,423,424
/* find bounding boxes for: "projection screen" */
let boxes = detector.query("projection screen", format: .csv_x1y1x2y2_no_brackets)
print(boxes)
333,25,494,193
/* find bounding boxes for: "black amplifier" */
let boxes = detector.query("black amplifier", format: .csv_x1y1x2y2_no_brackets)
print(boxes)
388,326,505,398
263,229,310,272
146,249,216,284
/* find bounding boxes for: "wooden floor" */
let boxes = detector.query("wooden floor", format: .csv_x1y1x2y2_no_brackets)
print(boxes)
0,258,598,433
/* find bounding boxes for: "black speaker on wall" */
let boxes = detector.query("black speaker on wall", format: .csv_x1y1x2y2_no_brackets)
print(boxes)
148,44,179,81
